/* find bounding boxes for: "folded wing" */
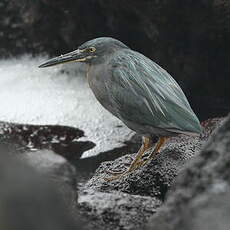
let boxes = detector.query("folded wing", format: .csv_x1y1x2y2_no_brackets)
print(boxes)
106,49,201,134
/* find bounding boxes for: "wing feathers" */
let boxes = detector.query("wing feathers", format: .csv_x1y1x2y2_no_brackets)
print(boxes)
107,50,201,134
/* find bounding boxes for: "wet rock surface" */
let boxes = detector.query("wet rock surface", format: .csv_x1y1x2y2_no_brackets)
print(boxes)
0,122,94,160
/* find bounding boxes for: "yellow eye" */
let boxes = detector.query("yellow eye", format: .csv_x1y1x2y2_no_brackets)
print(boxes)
88,47,96,53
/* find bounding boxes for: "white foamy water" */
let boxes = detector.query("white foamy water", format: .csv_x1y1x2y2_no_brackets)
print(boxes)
0,55,134,158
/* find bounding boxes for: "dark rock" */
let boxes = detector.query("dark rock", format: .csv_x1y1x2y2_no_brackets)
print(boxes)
0,121,93,212
79,118,222,230
182,192,230,230
78,189,161,230
85,118,222,200
1,1,230,119
0,150,85,230
0,121,140,180
74,133,142,175
0,121,94,159
20,150,78,209
145,114,230,230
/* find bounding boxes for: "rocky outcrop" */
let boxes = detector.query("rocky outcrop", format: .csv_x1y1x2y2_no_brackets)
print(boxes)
79,118,222,230
0,115,229,230
0,122,89,214
20,150,78,209
0,152,85,230
79,189,161,230
145,114,230,230
0,122,95,159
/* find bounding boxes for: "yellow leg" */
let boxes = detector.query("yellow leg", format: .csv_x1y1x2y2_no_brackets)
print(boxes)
104,136,150,181
127,136,149,172
140,137,167,166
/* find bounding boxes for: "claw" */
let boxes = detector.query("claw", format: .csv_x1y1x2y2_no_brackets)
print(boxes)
104,160,143,181
104,174,124,182
105,169,125,175
104,137,167,182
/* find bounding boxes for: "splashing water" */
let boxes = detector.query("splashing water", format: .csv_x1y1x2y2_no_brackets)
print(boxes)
0,55,134,158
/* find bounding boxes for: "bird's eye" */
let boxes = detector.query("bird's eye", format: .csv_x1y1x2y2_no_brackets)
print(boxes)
88,47,96,53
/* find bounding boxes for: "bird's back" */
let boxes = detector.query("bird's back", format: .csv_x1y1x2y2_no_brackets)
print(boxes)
89,48,202,136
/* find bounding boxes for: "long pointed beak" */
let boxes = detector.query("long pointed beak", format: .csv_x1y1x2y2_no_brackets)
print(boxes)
38,49,86,68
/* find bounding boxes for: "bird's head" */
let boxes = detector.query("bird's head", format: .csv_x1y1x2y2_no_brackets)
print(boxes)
39,37,129,68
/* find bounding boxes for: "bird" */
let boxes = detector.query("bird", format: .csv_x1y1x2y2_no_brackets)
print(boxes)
39,37,202,181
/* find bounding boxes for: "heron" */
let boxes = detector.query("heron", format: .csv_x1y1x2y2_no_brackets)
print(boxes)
39,37,202,181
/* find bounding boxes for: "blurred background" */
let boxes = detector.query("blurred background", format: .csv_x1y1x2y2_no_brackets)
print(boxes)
1,0,230,120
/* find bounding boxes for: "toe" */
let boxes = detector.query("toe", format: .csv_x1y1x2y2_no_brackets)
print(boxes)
104,174,122,182
105,169,125,175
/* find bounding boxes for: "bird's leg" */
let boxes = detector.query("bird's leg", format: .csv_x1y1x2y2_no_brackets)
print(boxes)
106,136,149,175
104,136,149,180
127,136,150,172
139,137,167,167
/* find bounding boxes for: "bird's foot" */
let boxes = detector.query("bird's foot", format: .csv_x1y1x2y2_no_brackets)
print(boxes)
105,169,125,175
104,158,154,182
136,137,167,167
104,137,166,182
104,174,124,182
136,150,161,167
104,169,135,181
104,160,142,181
104,136,153,181
136,158,150,167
